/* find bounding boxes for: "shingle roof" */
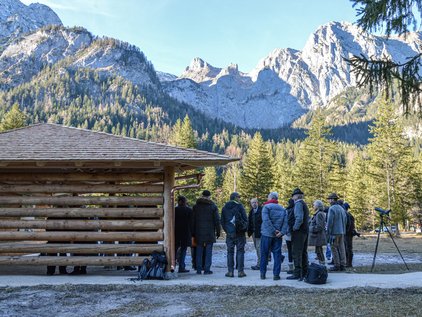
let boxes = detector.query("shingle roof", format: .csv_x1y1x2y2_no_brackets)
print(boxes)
0,123,238,165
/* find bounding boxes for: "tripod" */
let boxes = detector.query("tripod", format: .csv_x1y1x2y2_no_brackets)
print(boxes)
371,213,409,272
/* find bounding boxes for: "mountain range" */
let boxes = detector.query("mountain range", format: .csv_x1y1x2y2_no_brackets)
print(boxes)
0,0,421,137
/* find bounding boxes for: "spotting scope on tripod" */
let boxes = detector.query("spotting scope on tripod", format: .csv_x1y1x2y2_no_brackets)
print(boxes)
371,207,409,272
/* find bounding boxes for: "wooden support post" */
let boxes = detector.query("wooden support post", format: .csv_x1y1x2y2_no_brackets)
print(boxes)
163,166,175,272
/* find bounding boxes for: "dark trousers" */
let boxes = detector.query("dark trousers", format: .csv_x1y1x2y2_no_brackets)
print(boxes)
291,231,309,277
345,234,354,267
260,235,283,277
286,240,293,263
176,244,188,271
196,242,213,273
226,235,246,273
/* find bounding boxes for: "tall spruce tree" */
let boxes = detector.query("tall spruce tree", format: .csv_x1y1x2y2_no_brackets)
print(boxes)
345,152,372,229
239,132,274,203
292,110,336,203
366,99,418,228
273,143,294,203
0,103,27,131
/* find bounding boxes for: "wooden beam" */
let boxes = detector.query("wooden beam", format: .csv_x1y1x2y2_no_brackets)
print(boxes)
0,184,164,193
0,219,163,230
163,166,175,271
0,243,164,254
0,207,164,218
0,172,163,182
0,195,163,206
0,256,147,266
0,231,164,242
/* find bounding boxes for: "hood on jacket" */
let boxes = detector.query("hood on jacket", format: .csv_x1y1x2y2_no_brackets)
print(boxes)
196,197,214,205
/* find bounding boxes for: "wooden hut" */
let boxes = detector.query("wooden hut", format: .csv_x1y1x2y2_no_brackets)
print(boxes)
0,123,237,270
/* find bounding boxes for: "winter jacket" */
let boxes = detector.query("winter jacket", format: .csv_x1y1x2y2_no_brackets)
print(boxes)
192,197,221,244
247,206,263,238
326,203,347,236
175,205,193,248
308,209,327,247
292,199,310,233
261,202,288,238
221,200,248,239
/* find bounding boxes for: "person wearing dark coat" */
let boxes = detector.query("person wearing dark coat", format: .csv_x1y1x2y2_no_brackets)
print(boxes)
192,190,221,275
287,188,309,281
247,197,263,270
221,192,248,278
175,196,193,273
308,200,327,264
284,198,295,273
343,202,360,267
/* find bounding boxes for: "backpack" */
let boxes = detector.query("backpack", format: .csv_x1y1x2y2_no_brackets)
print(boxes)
137,258,151,281
235,210,248,233
137,251,168,281
304,263,328,284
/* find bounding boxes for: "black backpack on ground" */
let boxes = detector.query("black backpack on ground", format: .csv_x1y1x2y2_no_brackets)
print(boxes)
304,263,328,284
137,251,168,281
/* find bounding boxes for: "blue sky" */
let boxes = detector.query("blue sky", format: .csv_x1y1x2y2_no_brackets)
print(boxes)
22,0,358,75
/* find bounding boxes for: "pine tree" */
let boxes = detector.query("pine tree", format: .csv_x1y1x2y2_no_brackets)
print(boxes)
366,99,418,228
179,115,197,148
273,143,294,203
0,103,27,131
292,110,337,203
345,152,372,229
222,163,241,204
239,132,274,203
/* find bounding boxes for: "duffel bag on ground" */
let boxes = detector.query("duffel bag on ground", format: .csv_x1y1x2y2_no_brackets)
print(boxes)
304,263,328,284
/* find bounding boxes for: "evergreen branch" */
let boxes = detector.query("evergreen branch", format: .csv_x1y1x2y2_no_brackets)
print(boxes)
351,0,422,36
345,53,422,113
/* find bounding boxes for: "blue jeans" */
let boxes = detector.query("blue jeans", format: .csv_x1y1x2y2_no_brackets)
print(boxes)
196,242,213,273
260,235,283,277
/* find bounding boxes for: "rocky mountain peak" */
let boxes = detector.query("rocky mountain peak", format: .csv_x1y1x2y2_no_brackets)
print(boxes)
180,57,221,83
0,0,62,42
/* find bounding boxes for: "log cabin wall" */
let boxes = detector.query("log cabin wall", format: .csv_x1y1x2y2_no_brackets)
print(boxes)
0,170,166,266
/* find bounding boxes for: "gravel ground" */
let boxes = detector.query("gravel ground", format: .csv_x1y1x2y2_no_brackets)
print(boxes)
1,242,422,317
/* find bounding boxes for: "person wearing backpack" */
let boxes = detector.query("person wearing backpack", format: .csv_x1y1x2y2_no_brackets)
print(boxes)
221,192,248,278
192,190,221,275
260,192,288,281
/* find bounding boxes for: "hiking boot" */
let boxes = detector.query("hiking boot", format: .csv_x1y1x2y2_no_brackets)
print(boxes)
340,265,346,271
286,270,294,274
178,269,190,273
273,275,280,281
329,266,341,272
203,270,213,275
124,266,137,271
225,272,234,277
251,265,260,270
238,271,246,278
286,275,300,280
196,271,202,275
260,274,266,280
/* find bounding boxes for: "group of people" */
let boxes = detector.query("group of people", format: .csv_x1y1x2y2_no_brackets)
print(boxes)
175,188,359,281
